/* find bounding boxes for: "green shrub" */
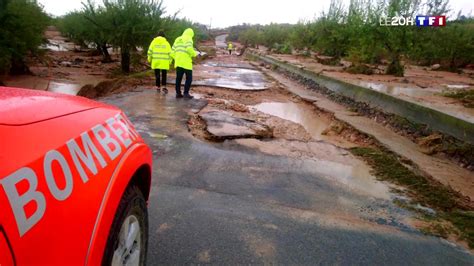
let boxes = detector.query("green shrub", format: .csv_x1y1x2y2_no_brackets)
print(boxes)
0,0,49,74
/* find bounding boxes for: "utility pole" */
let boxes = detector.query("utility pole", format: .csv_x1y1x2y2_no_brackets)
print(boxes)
209,17,212,36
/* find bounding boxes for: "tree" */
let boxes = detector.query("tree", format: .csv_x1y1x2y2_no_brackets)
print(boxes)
101,0,165,72
0,0,49,75
239,27,263,48
58,0,208,73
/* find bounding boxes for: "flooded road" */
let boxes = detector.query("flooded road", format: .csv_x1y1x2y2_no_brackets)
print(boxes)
101,88,473,264
215,34,228,49
102,40,472,263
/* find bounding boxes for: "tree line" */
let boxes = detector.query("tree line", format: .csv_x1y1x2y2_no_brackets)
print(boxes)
57,0,209,72
230,0,474,76
0,0,209,76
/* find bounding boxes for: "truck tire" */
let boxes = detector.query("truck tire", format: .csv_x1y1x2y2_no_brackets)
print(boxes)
102,185,148,266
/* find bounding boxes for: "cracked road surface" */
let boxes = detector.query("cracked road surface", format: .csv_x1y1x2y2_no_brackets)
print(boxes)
101,87,473,265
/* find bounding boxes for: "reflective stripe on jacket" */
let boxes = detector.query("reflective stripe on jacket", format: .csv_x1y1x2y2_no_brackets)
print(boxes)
147,36,172,70
171,28,197,70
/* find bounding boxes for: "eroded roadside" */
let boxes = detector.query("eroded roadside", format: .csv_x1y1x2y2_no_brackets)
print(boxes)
181,53,474,250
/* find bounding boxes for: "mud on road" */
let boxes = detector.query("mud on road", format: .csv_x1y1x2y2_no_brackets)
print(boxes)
12,28,472,262
98,44,473,263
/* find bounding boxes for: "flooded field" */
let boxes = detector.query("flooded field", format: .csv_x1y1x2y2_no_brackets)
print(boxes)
4,75,105,95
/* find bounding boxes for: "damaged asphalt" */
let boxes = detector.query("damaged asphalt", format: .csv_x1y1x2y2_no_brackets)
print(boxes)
101,89,474,265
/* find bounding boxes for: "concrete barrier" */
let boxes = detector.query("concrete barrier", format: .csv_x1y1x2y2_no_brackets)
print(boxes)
249,52,474,144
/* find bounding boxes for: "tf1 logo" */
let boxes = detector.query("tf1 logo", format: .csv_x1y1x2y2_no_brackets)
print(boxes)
416,16,446,26
379,15,446,27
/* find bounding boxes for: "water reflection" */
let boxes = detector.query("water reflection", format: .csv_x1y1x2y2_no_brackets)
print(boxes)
253,102,330,140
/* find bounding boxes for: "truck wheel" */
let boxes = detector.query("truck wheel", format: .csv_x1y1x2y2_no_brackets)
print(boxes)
102,185,148,266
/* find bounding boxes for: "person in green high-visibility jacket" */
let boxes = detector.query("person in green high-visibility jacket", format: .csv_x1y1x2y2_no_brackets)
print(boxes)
227,42,233,55
171,28,197,99
147,31,172,93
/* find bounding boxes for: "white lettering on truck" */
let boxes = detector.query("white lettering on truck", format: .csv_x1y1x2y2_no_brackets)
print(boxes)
44,150,74,201
1,168,47,237
93,124,122,161
0,114,139,237
67,132,106,183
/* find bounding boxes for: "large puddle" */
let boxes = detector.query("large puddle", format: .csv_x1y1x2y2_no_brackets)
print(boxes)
4,76,105,95
303,157,391,199
354,81,474,123
356,81,438,97
253,102,330,140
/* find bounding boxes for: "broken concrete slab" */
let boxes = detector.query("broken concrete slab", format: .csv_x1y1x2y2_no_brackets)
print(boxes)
199,110,272,140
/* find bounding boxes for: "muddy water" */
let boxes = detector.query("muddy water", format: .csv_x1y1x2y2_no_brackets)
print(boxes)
4,76,104,95
235,139,391,200
356,81,438,97
249,101,390,197
47,81,82,95
445,84,471,89
41,40,75,52
253,102,330,140
355,80,474,123
302,157,391,200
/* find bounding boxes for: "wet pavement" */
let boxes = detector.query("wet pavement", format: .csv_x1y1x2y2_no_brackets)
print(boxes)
215,34,228,49
195,64,269,90
101,90,473,264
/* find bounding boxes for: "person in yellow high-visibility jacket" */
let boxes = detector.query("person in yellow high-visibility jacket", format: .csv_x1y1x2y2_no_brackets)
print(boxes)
227,42,233,55
171,28,198,99
147,31,172,93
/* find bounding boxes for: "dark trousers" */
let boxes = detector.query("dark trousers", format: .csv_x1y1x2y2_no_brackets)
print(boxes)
228,49,232,55
175,67,193,96
154,69,167,87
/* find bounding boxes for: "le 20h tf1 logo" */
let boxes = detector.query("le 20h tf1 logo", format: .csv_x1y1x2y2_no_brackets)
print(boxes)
379,16,446,27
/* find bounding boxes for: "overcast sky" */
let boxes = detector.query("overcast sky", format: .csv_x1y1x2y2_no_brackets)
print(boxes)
39,0,473,28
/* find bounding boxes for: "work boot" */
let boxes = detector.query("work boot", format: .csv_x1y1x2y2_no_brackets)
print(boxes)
183,94,194,99
162,87,168,94
176,94,183,99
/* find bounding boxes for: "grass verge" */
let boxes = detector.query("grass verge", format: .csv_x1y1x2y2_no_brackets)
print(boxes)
350,146,473,248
